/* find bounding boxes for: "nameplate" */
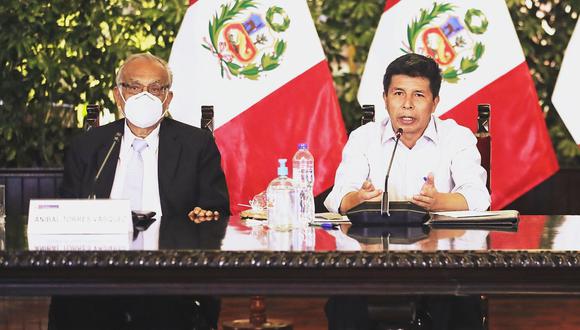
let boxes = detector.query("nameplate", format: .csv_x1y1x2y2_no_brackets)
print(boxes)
28,234,133,251
28,199,132,235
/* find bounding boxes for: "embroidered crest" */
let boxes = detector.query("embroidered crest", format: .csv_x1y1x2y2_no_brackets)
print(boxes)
202,0,290,80
403,3,488,83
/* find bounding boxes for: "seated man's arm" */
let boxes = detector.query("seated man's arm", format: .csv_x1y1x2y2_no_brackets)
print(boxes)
412,173,469,211
339,180,382,214
412,132,490,211
188,132,230,222
325,126,378,213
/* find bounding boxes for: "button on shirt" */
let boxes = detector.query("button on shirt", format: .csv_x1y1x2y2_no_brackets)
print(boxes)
324,116,490,213
110,122,163,249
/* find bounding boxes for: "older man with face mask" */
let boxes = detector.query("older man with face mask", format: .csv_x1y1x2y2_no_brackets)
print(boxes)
62,53,229,225
55,53,228,329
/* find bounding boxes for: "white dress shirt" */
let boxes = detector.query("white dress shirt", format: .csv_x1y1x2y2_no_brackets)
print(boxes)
324,116,490,213
110,122,163,249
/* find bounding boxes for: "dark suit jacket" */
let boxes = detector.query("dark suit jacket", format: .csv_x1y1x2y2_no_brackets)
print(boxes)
55,118,228,329
61,118,230,217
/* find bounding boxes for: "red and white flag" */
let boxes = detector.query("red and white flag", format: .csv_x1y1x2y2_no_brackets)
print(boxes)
358,0,558,209
552,19,580,148
169,0,346,213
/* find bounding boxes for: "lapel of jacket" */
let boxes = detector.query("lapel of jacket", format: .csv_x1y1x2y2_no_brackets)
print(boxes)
158,119,182,212
94,120,124,198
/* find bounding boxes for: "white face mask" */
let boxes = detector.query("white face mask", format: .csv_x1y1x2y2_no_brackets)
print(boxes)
121,91,168,128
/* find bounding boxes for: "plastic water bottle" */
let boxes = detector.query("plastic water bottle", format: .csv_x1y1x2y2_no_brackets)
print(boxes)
267,159,297,232
292,143,315,225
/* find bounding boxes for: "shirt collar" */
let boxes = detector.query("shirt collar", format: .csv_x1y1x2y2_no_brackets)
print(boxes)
423,116,438,144
123,120,160,150
381,115,439,145
380,117,397,144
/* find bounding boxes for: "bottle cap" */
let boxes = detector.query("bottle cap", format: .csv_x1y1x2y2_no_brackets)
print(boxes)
298,143,308,150
277,159,288,176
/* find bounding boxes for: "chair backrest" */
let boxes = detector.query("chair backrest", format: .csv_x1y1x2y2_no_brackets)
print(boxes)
83,104,216,133
0,168,63,216
82,104,101,131
361,104,375,126
475,104,491,193
201,105,214,134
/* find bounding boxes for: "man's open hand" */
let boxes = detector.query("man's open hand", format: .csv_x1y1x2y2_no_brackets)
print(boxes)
412,173,439,210
412,173,469,211
339,180,382,213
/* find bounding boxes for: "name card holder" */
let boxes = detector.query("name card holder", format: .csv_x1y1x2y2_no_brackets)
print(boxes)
28,199,132,235
28,233,133,251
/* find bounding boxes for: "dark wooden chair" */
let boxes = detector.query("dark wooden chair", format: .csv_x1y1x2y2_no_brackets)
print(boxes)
475,104,491,192
361,104,376,126
201,105,215,134
82,104,101,131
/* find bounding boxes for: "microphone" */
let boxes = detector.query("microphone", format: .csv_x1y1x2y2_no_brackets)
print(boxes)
381,128,403,215
88,132,122,199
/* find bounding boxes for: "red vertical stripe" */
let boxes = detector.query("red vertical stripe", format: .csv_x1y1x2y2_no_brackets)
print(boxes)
215,61,347,214
384,0,401,11
189,0,197,5
440,63,558,209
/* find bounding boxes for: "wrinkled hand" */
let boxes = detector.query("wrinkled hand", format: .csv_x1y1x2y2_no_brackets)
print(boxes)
188,207,220,223
412,173,439,211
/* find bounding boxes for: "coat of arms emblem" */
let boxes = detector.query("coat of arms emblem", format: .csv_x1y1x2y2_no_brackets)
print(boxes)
202,0,290,80
404,3,489,83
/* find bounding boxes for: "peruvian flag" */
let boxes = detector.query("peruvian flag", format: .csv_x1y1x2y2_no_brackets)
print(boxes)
169,0,346,214
552,19,580,148
358,0,558,209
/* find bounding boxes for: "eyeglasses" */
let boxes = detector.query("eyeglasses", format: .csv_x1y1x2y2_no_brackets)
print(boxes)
119,82,169,98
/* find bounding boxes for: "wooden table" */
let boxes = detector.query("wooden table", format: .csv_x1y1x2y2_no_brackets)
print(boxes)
1,214,579,297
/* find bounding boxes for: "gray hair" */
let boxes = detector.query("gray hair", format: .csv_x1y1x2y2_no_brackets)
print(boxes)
115,53,173,87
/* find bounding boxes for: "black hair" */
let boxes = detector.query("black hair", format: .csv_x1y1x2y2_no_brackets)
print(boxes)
382,53,442,99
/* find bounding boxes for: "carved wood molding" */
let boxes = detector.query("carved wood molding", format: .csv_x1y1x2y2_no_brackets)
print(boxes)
1,250,579,269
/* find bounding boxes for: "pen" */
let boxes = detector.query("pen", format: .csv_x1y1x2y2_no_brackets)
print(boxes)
309,223,339,230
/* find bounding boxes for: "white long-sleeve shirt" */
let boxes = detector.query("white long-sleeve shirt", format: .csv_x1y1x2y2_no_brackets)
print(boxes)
324,116,490,213
110,122,163,249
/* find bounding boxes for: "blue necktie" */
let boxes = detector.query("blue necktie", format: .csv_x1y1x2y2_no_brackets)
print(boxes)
124,139,148,211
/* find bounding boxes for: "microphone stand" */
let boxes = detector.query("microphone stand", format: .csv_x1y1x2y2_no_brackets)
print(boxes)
381,128,403,215
88,132,122,199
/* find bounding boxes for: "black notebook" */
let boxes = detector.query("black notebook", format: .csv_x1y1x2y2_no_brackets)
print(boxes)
426,210,519,230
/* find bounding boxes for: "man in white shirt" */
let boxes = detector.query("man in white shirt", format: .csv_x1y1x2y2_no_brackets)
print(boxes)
325,53,490,214
325,54,489,330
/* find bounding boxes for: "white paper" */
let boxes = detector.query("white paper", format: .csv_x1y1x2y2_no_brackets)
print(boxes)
431,211,501,218
313,213,351,223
